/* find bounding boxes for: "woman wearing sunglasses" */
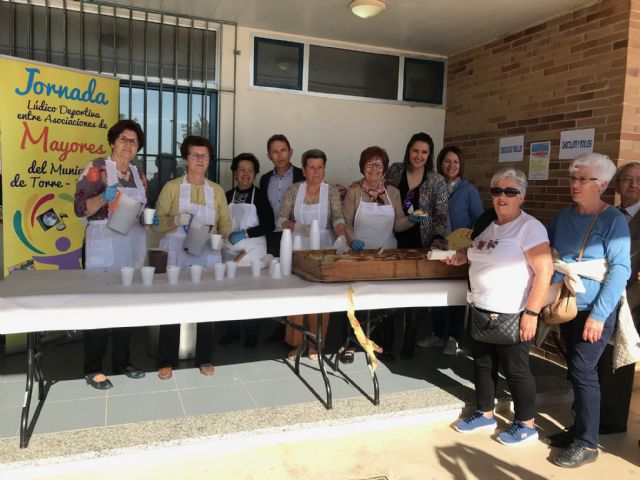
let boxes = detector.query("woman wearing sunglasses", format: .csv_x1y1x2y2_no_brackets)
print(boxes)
546,153,631,468
383,132,449,359
445,167,552,446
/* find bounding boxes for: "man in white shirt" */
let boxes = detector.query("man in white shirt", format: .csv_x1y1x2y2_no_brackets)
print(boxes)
598,161,640,435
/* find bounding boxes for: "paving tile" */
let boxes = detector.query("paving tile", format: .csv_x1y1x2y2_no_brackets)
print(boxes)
106,370,178,395
0,378,27,408
243,377,320,408
180,384,256,416
0,406,20,438
43,378,108,402
106,390,184,426
173,365,240,389
232,359,296,382
32,397,106,434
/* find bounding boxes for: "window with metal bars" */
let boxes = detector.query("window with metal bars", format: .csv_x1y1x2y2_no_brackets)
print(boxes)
0,0,220,195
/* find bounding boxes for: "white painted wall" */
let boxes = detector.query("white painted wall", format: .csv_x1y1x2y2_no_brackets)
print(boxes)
217,26,446,189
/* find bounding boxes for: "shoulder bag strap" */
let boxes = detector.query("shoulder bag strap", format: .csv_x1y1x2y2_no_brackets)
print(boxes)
577,205,607,262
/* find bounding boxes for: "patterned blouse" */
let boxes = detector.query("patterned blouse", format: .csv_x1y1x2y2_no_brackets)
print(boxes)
276,181,345,230
74,157,146,221
385,162,448,248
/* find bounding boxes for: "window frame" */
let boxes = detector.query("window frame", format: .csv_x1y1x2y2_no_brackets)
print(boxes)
252,36,304,91
250,33,446,108
402,57,446,105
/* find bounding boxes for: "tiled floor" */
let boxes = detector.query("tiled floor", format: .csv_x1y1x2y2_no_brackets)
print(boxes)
0,315,569,443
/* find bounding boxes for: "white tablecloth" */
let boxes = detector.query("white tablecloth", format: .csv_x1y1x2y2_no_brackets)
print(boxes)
0,269,468,334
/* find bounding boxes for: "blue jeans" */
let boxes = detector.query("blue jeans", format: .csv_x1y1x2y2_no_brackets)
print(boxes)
560,309,616,449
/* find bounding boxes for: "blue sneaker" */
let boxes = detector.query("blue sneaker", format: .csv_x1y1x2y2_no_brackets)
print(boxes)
497,421,539,445
454,411,497,433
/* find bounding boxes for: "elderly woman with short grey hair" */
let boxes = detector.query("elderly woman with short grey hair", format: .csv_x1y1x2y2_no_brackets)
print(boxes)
547,153,631,468
276,149,347,360
445,167,552,446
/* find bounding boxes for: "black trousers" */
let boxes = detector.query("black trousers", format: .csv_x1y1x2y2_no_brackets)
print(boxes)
157,323,215,367
471,338,536,421
597,344,635,433
84,328,132,375
221,319,259,339
432,306,466,341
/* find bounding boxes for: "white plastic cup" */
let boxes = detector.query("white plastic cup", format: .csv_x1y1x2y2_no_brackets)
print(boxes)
213,263,226,281
210,233,222,250
141,266,155,286
143,208,156,225
120,266,134,286
269,258,279,276
270,261,282,279
251,260,261,277
292,234,303,251
166,265,180,284
225,261,237,279
190,264,203,283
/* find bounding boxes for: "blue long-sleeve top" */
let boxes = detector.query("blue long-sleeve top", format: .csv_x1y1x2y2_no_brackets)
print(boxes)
548,206,631,323
449,179,484,230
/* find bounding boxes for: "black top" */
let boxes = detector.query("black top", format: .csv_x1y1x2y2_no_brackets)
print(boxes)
225,185,275,239
394,171,423,249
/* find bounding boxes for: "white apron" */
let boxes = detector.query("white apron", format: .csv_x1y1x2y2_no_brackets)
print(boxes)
85,158,147,270
159,178,220,267
354,190,397,249
222,187,268,266
293,182,335,249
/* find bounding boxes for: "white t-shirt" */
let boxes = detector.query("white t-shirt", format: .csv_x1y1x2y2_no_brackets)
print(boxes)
467,210,549,313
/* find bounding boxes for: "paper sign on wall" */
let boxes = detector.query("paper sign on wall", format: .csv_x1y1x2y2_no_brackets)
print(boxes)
559,128,594,159
498,135,524,163
528,141,551,180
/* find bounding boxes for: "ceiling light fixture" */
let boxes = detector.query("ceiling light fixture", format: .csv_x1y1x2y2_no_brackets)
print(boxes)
349,0,386,19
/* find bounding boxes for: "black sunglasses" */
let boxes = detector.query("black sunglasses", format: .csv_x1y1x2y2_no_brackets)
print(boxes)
490,187,521,198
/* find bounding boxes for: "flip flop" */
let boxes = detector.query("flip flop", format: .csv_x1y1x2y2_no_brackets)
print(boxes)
85,372,113,390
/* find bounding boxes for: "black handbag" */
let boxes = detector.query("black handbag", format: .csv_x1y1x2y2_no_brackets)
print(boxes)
470,304,520,345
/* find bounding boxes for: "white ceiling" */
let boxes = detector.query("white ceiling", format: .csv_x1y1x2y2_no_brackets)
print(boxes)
106,0,598,56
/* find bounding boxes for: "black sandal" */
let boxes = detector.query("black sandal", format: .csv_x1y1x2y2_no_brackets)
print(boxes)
340,349,355,364
85,372,113,390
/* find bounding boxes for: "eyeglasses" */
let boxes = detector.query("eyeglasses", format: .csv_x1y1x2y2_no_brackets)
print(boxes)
189,153,210,161
490,187,521,198
619,175,640,184
117,135,139,147
237,168,255,175
403,189,415,209
365,162,384,170
568,176,598,184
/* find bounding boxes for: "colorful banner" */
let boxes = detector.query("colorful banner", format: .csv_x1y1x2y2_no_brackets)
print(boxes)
0,55,119,277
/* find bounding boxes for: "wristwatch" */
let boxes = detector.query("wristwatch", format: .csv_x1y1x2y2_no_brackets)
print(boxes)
524,307,540,316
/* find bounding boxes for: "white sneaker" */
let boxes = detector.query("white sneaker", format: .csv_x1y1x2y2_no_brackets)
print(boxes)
416,336,445,348
442,338,458,355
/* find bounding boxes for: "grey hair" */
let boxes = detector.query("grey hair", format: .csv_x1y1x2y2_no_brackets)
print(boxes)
301,149,327,168
569,153,617,185
615,161,640,182
490,168,528,195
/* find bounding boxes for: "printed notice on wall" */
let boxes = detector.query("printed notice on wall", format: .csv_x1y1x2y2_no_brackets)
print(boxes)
559,128,594,159
528,141,551,181
498,135,524,163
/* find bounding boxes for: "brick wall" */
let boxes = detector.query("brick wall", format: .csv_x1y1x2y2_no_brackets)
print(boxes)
444,0,631,225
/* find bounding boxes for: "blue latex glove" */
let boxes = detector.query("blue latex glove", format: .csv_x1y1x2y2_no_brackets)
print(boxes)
102,185,119,202
152,213,160,226
228,230,247,245
407,214,423,223
351,239,365,251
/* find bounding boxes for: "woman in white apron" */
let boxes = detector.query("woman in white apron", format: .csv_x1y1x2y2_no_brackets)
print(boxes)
73,120,148,390
340,146,419,362
153,136,232,380
219,153,275,347
276,149,347,360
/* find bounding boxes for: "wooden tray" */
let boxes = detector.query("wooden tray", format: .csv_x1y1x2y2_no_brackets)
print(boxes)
292,249,468,282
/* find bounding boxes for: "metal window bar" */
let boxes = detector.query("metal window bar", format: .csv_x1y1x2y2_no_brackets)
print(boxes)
1,0,230,181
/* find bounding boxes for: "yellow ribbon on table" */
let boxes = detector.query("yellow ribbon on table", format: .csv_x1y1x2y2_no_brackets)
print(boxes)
347,285,380,375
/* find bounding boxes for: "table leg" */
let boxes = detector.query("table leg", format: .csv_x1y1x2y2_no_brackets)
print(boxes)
20,332,36,449
34,332,45,400
316,313,332,409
